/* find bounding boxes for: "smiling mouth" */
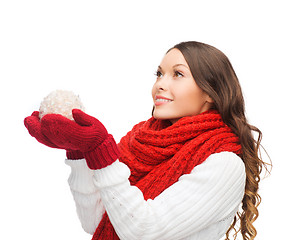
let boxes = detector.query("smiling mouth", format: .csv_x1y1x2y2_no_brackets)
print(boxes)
155,98,172,103
154,96,173,106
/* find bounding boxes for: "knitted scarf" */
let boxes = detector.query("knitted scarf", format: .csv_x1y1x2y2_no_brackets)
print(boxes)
92,110,241,239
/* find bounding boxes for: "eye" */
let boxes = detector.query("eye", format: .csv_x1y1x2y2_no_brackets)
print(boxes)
154,70,163,78
174,71,184,77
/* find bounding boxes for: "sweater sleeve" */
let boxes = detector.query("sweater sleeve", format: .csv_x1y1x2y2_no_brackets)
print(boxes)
65,159,105,234
92,152,246,240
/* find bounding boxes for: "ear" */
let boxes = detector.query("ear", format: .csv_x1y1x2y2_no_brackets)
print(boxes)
205,94,214,104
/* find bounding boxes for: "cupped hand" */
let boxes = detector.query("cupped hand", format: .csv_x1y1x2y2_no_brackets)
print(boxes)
41,109,109,153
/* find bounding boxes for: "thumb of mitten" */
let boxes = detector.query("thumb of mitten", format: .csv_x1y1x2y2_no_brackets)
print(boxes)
24,111,41,137
72,109,109,149
72,109,96,126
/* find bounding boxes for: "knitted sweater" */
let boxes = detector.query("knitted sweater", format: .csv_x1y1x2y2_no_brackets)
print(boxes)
66,151,245,240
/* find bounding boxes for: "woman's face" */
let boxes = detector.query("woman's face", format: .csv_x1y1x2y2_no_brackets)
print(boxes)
152,48,213,124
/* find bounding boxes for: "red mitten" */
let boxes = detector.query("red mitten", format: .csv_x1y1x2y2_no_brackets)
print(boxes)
41,109,120,169
24,111,84,160
24,111,61,149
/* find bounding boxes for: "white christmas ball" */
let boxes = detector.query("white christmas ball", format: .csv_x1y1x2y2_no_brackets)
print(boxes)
39,90,85,120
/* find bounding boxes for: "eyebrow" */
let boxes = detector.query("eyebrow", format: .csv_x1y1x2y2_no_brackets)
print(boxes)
158,64,189,70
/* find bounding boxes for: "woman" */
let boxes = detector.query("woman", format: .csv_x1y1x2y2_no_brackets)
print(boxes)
24,41,266,240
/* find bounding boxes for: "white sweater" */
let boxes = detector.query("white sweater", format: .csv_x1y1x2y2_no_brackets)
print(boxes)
66,151,246,240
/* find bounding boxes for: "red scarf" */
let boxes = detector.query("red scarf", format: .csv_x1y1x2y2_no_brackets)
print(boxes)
92,110,241,239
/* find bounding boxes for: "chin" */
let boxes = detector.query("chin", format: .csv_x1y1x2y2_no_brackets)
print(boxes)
153,111,175,121
153,113,165,120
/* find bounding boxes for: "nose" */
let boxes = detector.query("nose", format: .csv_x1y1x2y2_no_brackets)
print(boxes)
154,75,169,91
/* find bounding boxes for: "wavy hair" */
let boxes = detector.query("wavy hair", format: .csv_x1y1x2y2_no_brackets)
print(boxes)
172,41,270,239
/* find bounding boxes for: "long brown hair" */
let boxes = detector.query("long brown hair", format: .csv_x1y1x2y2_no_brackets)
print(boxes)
172,41,269,240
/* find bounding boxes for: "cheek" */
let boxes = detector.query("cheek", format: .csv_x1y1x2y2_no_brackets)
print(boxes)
151,85,156,99
188,90,204,103
178,86,199,101
177,88,206,110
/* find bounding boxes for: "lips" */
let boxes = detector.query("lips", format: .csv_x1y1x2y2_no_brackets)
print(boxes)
154,95,173,106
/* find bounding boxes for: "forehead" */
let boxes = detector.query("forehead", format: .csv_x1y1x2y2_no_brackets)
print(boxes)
160,48,188,68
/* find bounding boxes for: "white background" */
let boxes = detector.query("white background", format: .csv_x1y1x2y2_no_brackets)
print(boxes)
0,0,281,239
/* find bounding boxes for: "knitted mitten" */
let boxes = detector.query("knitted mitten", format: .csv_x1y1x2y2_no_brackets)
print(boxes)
40,109,120,169
24,111,84,160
